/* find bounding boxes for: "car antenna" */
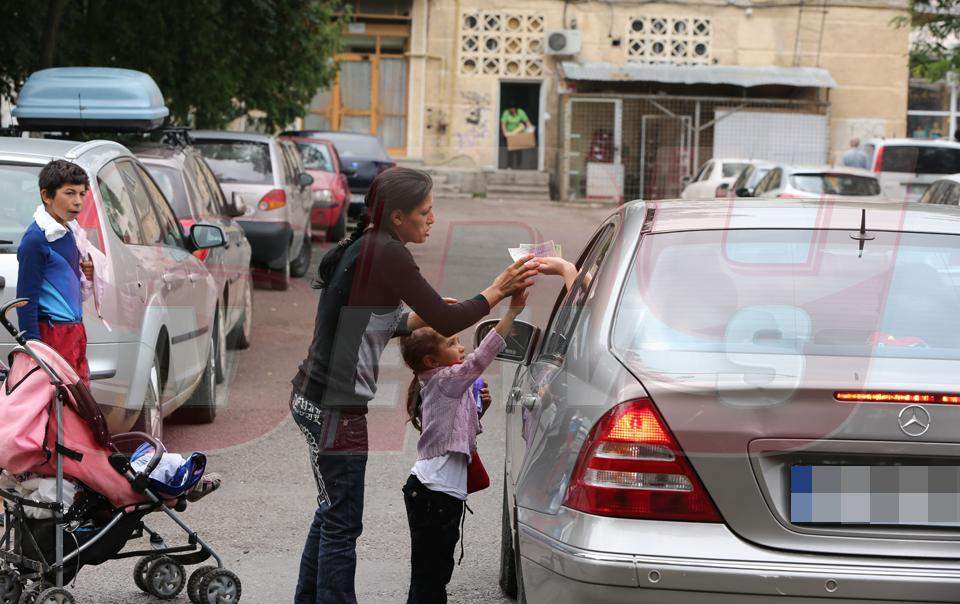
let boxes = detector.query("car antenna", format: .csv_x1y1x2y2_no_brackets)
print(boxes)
849,208,875,257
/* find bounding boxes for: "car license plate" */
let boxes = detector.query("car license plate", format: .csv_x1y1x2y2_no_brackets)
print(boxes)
349,193,365,205
791,465,960,526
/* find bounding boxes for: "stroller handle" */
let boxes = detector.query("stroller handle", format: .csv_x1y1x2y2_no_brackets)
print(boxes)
0,298,29,345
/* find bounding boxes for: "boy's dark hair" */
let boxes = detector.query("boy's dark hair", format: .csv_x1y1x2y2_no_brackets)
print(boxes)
38,160,89,200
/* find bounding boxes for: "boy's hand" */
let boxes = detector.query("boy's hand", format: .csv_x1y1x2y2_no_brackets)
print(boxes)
81,256,94,281
479,386,492,417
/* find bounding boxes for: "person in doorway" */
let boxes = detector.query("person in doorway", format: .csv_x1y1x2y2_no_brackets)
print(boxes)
290,166,540,604
16,160,95,386
841,138,870,170
500,107,534,169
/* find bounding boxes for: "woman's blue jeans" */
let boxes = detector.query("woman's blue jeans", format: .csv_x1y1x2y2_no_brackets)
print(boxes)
291,391,368,604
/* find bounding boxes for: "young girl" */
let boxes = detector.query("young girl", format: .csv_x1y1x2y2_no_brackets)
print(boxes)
399,290,527,604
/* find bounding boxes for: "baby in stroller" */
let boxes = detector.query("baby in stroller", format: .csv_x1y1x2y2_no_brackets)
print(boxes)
0,299,241,604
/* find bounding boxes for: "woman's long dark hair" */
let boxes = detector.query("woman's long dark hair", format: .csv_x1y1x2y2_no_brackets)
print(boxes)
399,327,444,432
314,167,434,289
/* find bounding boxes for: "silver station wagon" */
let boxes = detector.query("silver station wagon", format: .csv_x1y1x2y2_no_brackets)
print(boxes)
480,198,960,603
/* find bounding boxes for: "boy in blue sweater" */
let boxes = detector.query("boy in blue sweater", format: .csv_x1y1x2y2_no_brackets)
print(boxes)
17,160,94,386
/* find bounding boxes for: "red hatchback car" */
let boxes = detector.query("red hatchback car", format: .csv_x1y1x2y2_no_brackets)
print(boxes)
281,135,349,241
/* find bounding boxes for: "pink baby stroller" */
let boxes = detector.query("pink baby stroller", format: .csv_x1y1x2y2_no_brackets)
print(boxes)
0,299,241,604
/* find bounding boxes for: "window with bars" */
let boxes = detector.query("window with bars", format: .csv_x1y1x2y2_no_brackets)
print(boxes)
460,11,545,78
626,17,711,65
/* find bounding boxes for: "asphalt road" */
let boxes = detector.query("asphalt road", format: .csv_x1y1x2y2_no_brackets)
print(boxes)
70,195,613,603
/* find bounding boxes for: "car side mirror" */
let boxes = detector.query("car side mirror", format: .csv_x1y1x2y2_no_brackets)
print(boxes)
340,165,357,177
474,319,540,365
189,223,226,251
298,172,314,188
735,187,752,198
226,192,247,218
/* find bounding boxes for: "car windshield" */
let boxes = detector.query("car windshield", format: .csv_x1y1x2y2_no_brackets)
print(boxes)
722,162,749,178
613,229,960,360
319,134,389,160
192,141,272,184
0,163,43,249
143,164,191,218
296,142,334,171
880,145,960,175
790,174,880,196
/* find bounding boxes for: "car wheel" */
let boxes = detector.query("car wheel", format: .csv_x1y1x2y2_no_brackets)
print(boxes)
213,306,227,385
270,250,291,291
327,205,347,242
499,485,518,598
134,352,163,441
178,333,217,424
289,232,312,278
227,278,253,350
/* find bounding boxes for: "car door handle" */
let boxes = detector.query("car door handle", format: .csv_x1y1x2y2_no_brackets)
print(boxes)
162,273,185,286
520,393,539,411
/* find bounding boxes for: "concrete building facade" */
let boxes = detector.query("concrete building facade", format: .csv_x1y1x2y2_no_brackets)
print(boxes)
308,0,910,200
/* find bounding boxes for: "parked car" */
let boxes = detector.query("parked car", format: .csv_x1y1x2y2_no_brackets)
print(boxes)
751,165,881,199
190,131,314,290
681,158,750,200
279,135,349,241
919,174,960,206
134,141,254,413
485,197,960,603
0,137,226,438
862,138,960,201
280,130,395,219
728,160,775,197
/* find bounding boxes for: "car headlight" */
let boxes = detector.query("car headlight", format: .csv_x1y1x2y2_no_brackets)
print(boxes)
312,188,333,204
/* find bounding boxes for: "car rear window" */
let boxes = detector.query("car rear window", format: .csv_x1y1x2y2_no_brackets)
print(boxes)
143,164,191,218
192,141,272,184
790,173,880,196
880,145,960,175
0,163,43,249
320,134,390,161
722,162,748,178
613,229,960,361
295,142,334,172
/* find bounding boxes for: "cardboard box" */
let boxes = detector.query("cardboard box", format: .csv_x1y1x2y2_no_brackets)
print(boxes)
506,130,536,151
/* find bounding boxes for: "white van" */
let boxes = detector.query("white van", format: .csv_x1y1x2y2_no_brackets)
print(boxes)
862,138,960,201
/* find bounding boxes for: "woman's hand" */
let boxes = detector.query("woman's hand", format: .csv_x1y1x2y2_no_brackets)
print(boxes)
537,256,578,290
482,255,539,307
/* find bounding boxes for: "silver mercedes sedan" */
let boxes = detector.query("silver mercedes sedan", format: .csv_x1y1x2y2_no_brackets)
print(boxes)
477,198,960,603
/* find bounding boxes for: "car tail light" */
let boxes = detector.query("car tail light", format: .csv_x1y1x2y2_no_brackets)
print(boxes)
873,146,884,172
179,218,209,261
836,391,960,404
258,189,287,211
564,398,722,522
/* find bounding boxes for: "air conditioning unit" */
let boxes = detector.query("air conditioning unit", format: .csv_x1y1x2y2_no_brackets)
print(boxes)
544,30,582,56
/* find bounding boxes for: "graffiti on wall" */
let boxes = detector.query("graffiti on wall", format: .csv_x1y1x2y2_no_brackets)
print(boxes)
455,90,491,151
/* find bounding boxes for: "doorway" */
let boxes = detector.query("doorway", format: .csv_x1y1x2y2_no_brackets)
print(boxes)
498,81,541,170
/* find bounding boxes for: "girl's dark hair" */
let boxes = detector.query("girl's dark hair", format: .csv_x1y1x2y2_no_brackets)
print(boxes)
314,166,433,288
399,327,444,432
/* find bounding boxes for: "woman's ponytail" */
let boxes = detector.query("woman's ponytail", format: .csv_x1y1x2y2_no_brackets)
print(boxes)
406,376,423,432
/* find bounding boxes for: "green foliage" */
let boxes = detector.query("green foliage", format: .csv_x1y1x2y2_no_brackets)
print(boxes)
899,0,960,81
0,0,346,130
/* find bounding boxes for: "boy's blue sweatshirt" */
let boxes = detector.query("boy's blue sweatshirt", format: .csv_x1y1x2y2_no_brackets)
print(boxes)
16,221,83,340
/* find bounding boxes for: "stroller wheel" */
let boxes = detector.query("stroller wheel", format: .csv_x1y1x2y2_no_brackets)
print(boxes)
145,556,186,600
188,566,217,604
32,588,73,604
198,568,241,603
133,554,162,593
0,571,20,604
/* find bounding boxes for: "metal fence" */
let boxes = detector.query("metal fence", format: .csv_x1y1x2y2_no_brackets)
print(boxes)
560,93,830,202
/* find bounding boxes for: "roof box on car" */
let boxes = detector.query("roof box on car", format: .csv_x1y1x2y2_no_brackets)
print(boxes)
12,67,169,132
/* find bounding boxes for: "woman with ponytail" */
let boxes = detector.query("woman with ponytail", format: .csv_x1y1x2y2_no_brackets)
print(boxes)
290,167,539,604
